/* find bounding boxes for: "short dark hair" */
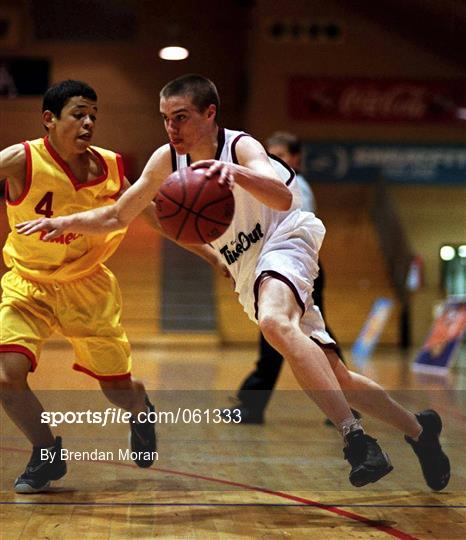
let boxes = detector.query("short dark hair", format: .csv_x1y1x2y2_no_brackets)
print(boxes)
266,131,301,155
160,74,220,115
42,80,97,118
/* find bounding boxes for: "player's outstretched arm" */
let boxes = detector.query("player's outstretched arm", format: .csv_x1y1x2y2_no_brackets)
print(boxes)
192,137,292,211
16,146,172,240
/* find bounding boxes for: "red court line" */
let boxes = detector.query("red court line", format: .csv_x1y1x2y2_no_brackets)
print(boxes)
1,445,418,540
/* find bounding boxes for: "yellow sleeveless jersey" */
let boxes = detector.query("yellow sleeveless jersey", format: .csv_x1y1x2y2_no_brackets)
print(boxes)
3,136,127,282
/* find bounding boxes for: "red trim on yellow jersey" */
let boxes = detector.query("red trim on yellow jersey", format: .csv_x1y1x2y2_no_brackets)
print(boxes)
73,363,131,381
44,136,109,190
5,141,32,206
0,344,37,371
112,153,125,199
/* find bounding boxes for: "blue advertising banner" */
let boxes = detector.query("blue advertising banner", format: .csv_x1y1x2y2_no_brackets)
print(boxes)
303,142,466,184
351,298,393,367
413,297,466,375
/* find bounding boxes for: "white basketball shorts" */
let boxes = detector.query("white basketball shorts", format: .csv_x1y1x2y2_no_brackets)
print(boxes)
235,210,336,345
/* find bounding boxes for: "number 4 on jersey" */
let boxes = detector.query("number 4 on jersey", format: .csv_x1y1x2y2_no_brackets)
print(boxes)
34,192,54,218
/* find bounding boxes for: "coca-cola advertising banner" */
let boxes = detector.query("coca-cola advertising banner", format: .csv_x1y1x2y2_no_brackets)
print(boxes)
288,77,466,123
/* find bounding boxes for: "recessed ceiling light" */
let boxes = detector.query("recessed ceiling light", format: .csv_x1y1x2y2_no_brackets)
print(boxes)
158,46,189,61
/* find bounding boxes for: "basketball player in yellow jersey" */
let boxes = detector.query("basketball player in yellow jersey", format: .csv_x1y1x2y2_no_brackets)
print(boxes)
0,80,156,493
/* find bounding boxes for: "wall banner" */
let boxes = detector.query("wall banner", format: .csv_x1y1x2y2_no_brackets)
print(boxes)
351,298,393,367
413,297,466,375
289,77,466,123
302,142,466,184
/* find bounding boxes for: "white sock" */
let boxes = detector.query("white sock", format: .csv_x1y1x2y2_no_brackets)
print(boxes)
340,417,363,439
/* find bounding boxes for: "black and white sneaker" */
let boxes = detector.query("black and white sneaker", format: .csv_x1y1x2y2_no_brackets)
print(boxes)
405,409,450,491
129,395,157,468
14,436,67,493
344,429,393,487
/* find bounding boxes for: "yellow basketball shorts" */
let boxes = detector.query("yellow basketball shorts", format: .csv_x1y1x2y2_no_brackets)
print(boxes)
0,266,132,380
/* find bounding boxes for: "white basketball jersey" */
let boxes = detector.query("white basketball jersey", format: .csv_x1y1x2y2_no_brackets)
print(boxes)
171,127,304,285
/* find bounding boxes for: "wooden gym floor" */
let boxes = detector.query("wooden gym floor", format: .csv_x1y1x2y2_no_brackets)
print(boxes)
0,210,464,538
0,343,465,539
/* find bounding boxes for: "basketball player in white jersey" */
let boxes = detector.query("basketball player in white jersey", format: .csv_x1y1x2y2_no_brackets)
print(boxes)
17,74,450,490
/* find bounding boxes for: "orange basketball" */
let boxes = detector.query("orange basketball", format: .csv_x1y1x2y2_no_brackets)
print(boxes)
154,166,235,244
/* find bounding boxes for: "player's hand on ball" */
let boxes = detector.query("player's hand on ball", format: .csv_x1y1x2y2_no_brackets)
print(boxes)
155,166,234,244
191,160,235,189
16,217,66,240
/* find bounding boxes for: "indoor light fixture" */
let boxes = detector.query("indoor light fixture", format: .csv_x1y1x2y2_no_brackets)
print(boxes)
158,45,189,61
158,22,189,61
440,245,455,261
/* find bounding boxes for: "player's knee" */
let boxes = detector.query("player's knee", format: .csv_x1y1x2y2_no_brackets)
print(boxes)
99,377,144,410
259,313,292,346
0,354,29,394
